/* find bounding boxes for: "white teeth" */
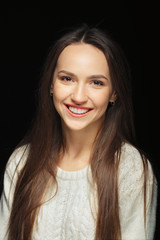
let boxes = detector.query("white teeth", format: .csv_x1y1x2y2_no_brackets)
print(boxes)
69,106,89,114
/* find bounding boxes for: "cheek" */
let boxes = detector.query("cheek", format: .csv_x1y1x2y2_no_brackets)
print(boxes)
52,83,61,109
98,99,109,112
53,83,67,102
91,91,111,110
52,83,72,114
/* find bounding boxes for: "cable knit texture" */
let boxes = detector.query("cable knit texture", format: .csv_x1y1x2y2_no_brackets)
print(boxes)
0,144,157,240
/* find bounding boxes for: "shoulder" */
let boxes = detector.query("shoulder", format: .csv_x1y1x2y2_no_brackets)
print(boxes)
5,145,29,182
7,145,29,169
119,143,144,173
119,142,153,175
118,143,154,192
1,145,30,210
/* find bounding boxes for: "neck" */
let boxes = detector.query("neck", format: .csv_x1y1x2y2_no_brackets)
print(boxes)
58,124,100,171
64,128,96,155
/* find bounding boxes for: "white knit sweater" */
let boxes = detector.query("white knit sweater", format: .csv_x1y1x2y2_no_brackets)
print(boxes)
0,144,157,240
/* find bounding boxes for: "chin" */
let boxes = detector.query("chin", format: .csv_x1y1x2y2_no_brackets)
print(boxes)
62,120,90,132
66,124,88,132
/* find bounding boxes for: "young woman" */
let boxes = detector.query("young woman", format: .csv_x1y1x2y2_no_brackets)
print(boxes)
0,25,157,240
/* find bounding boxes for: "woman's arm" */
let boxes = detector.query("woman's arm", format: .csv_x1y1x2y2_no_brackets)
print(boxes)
0,146,28,240
119,144,157,240
0,165,14,239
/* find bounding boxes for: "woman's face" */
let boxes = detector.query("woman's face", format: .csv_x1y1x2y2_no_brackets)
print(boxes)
51,43,115,133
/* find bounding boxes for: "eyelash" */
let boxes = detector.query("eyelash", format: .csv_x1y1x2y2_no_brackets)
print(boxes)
59,76,104,86
91,80,104,86
60,76,72,81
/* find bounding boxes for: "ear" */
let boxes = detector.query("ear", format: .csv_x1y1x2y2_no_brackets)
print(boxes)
109,91,117,103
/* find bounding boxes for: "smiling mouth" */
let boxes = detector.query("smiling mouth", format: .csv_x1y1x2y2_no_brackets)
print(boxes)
64,104,93,116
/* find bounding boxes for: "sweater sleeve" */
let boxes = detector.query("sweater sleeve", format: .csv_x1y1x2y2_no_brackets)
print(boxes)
118,144,157,240
0,146,28,240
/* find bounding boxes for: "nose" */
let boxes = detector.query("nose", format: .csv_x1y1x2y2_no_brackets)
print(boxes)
71,83,88,105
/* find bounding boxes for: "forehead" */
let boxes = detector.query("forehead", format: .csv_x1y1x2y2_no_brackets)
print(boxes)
56,43,109,75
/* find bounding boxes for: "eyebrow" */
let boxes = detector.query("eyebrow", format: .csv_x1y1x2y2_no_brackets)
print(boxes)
88,75,109,81
58,70,109,81
58,70,76,76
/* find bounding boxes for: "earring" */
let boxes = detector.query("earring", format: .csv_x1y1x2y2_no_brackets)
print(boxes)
110,101,115,106
50,92,53,97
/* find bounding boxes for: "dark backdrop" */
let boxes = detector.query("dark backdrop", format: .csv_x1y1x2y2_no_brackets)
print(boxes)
1,5,159,239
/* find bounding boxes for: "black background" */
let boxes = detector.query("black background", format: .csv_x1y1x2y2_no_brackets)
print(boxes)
1,5,160,239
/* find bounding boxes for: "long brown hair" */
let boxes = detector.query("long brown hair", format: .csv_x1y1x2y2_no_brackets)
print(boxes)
8,25,149,240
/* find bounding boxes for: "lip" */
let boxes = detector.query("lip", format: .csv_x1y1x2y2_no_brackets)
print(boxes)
64,104,93,118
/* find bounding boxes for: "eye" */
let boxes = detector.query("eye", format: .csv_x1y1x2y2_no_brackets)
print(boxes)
92,80,104,86
60,76,72,81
